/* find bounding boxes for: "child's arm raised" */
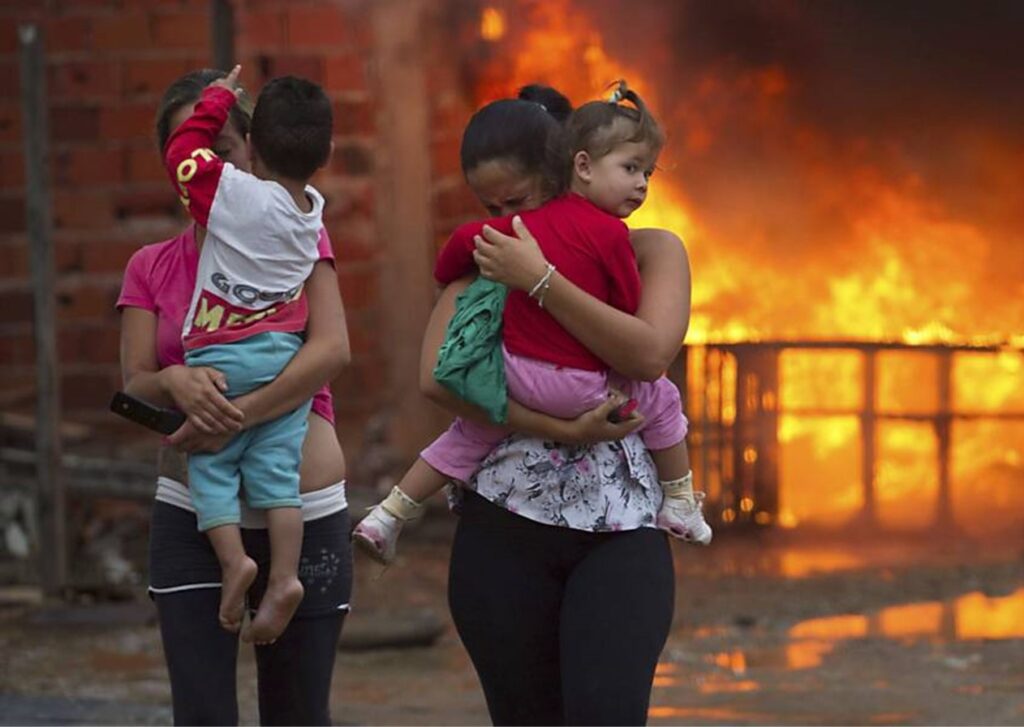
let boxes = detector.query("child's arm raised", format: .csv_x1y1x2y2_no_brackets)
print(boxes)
162,66,242,228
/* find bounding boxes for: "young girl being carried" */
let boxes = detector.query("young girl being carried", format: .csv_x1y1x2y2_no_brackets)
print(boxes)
353,81,711,563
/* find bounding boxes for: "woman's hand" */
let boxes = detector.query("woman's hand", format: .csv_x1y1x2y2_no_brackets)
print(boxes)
163,365,244,434
472,215,550,291
165,419,234,454
558,391,645,445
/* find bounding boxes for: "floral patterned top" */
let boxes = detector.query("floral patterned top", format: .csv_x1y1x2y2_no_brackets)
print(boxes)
453,432,662,532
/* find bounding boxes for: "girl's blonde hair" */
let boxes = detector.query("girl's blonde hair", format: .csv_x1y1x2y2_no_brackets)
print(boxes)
566,80,664,161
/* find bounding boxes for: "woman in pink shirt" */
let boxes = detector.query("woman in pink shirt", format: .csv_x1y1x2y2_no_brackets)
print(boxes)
118,69,351,726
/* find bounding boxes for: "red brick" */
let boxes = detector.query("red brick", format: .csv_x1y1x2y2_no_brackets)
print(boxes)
0,150,24,189
0,196,25,234
430,136,462,177
0,286,32,325
435,184,479,220
0,241,28,278
263,54,324,84
323,52,367,94
53,188,115,230
336,265,379,312
59,325,120,364
50,105,101,142
0,103,22,143
127,145,165,184
93,13,151,52
99,101,153,141
0,331,35,366
329,141,373,176
56,283,119,321
49,60,121,99
239,8,285,48
52,146,125,187
61,370,122,410
123,57,190,97
112,187,182,222
80,237,140,274
0,61,17,103
285,4,355,48
151,11,208,50
333,96,374,135
54,238,83,274
46,16,93,54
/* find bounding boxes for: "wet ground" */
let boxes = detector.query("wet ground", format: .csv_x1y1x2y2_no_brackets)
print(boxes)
1,519,1022,725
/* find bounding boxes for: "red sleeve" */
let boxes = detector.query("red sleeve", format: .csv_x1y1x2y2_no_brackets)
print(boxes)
604,224,642,314
163,86,236,228
434,222,483,284
433,217,519,284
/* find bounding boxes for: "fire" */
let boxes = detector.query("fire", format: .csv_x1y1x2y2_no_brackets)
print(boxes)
467,0,1024,531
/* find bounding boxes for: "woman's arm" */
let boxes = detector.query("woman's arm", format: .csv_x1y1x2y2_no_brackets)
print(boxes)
419,276,643,444
120,307,243,433
166,259,349,450
473,217,691,381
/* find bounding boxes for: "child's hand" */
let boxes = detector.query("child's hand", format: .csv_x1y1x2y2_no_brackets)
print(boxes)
209,64,242,98
561,391,645,444
473,215,550,291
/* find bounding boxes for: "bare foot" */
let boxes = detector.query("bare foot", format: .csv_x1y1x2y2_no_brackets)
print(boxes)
219,556,258,633
242,577,303,645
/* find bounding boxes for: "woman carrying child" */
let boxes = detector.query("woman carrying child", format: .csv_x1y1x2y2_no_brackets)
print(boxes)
118,68,351,725
354,81,709,561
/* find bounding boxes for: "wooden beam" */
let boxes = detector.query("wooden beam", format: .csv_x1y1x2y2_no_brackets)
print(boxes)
19,23,66,597
211,0,235,71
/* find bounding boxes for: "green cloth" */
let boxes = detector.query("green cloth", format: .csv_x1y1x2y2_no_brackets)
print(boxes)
433,277,509,424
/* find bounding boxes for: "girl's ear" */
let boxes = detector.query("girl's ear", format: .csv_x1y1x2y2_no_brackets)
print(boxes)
573,150,592,183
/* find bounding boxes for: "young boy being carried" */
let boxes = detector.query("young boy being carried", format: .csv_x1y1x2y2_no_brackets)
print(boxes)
163,66,332,643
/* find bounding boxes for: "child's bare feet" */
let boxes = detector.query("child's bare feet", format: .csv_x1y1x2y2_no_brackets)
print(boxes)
242,576,304,645
219,556,257,632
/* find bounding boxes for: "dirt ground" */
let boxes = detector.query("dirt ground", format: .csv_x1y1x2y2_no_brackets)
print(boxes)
1,517,1022,726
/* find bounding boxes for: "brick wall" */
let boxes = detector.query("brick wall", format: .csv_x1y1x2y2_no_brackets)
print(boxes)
0,0,494,469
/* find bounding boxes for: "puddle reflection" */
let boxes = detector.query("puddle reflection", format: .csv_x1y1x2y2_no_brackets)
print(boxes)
786,587,1024,645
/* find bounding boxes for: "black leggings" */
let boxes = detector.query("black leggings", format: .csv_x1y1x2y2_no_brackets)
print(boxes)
448,492,675,726
150,501,352,726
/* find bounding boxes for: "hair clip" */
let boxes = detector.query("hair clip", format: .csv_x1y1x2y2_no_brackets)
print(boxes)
608,86,623,104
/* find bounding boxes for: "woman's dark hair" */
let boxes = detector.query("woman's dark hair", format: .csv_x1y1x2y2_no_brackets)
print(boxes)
250,76,333,180
154,68,254,151
567,79,664,161
460,84,573,199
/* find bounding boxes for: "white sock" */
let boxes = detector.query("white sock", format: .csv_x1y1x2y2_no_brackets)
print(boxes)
660,471,695,504
379,486,426,522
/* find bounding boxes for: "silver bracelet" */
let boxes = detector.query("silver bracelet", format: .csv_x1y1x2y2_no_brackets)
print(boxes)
528,263,556,302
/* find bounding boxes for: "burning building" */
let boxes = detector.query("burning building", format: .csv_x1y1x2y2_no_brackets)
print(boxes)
1,0,1021,538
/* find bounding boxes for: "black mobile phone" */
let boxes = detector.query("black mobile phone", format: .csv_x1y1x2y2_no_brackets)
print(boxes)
607,398,639,424
109,391,187,435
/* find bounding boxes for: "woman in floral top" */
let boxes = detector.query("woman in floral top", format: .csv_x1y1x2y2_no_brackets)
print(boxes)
422,85,692,725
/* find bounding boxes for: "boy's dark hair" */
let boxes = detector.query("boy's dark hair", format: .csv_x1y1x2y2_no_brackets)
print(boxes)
250,76,333,181
155,68,254,151
461,85,573,200
567,80,664,161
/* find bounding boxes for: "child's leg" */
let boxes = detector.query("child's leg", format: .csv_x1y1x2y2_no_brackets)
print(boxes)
244,506,304,645
353,421,505,565
206,524,258,632
626,376,712,544
189,434,257,632
238,401,310,643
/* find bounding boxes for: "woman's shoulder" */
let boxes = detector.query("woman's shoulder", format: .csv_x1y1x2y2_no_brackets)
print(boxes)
629,227,688,265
